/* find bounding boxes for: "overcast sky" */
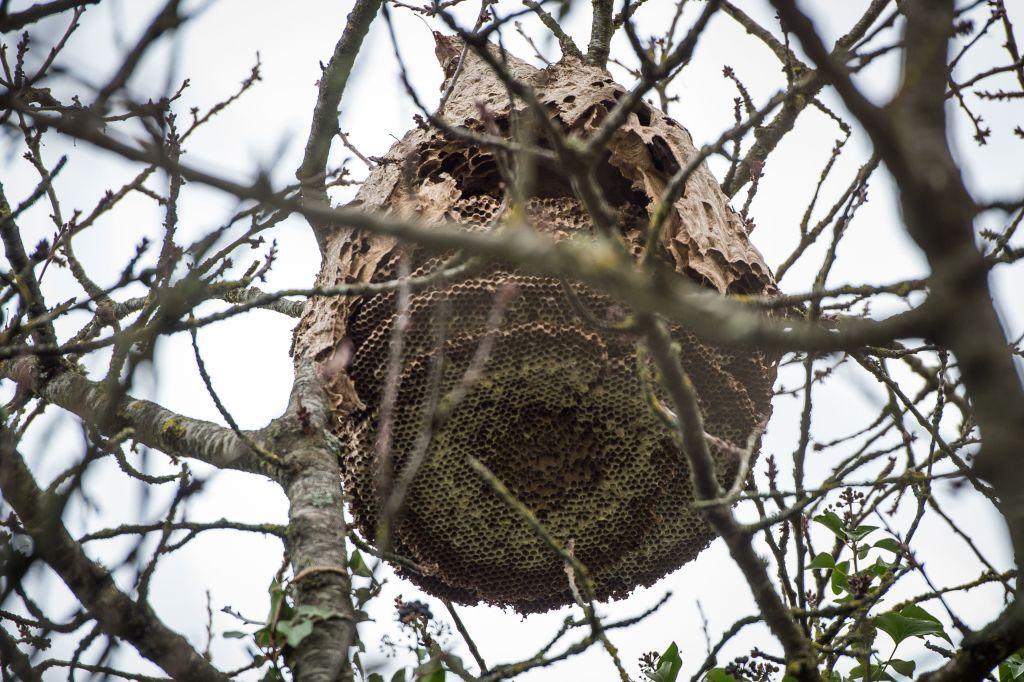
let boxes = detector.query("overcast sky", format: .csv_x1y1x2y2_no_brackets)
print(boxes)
2,1,1022,679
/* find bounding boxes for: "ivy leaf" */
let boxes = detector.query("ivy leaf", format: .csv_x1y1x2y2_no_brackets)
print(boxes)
391,669,408,682
350,550,374,578
367,675,385,682
649,642,682,682
295,604,339,620
275,619,291,633
222,630,248,639
1000,650,1024,681
890,658,916,677
705,669,737,682
266,579,289,622
814,511,847,538
254,625,272,648
807,553,836,570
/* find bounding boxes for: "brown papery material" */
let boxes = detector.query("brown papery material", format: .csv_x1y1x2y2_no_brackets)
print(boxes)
293,39,778,612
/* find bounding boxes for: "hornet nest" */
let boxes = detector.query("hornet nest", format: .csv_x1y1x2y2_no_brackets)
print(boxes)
292,36,779,612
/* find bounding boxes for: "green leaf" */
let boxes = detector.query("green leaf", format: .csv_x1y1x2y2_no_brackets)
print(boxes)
354,651,364,676
705,670,737,682
415,659,445,682
391,669,408,682
899,604,939,624
350,550,374,578
260,669,284,682
254,625,273,648
222,630,248,639
874,610,946,646
849,663,895,680
869,557,890,578
367,675,385,682
266,578,288,622
814,511,847,538
849,525,879,540
286,614,313,647
831,560,850,595
889,659,916,677
295,604,339,620
874,538,902,554
1001,650,1024,681
807,553,836,570
650,642,682,682
899,604,951,643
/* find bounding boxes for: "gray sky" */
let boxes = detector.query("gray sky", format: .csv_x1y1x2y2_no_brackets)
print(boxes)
2,1,1022,679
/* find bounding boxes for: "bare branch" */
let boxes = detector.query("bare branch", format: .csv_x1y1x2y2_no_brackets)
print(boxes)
0,436,229,682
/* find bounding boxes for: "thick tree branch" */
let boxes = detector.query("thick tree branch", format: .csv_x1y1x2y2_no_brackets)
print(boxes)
1,361,264,473
773,0,1024,675
586,0,614,67
919,599,1024,681
277,362,357,681
296,0,382,250
0,95,940,355
640,316,820,681
0,434,229,682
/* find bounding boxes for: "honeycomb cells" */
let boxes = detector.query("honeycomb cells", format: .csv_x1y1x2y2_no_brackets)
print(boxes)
340,194,778,612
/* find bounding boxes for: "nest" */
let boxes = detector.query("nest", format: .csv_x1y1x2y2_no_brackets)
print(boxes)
293,40,778,612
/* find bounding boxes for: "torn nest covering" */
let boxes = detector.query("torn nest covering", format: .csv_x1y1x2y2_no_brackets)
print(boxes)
292,37,778,612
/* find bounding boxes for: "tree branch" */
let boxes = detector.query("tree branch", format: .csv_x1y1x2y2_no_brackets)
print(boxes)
278,362,358,681
919,599,1024,681
296,0,382,251
586,0,614,67
1,361,264,473
723,0,890,197
523,0,583,61
0,434,229,682
639,315,820,681
0,94,938,355
0,0,98,32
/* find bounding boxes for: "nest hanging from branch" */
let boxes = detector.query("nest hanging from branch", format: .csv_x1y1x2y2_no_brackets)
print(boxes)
293,38,778,613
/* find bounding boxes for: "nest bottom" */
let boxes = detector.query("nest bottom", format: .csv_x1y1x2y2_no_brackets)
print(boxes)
342,275,767,611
